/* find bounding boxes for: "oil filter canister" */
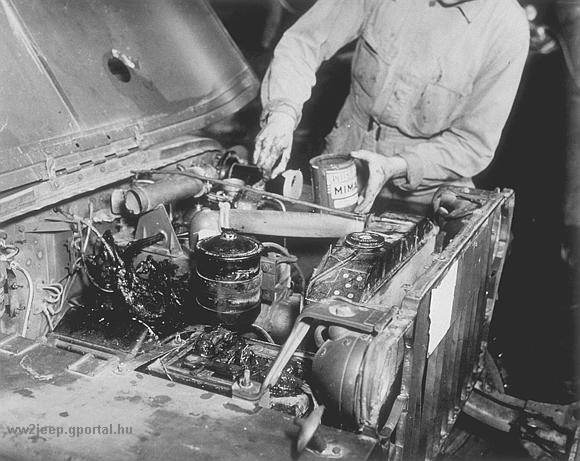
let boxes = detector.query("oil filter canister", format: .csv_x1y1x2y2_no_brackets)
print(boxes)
310,154,358,211
195,229,263,330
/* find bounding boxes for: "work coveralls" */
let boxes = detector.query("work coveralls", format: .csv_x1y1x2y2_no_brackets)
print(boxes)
261,0,530,202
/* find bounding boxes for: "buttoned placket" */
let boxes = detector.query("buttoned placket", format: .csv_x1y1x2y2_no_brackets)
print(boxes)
362,0,414,147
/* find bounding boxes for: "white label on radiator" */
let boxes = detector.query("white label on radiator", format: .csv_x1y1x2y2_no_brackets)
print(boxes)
428,261,458,356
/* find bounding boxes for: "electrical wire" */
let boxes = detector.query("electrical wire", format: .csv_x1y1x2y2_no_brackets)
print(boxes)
251,323,276,344
57,207,118,294
262,242,306,295
40,283,63,314
262,241,290,256
54,270,79,315
55,209,118,262
81,221,116,261
41,306,54,332
0,237,54,335
39,266,80,333
40,284,62,332
81,203,94,254
10,261,34,338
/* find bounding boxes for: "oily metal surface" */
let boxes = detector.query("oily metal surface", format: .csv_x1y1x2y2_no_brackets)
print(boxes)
152,325,309,400
306,213,433,303
53,229,192,351
0,341,379,461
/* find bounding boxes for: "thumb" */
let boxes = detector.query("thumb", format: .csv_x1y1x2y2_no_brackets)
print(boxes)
350,150,373,162
270,148,291,179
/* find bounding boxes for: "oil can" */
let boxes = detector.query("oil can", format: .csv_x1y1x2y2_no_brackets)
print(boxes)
310,154,358,211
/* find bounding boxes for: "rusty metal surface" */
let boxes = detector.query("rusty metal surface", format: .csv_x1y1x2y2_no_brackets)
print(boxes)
0,0,258,197
0,341,379,461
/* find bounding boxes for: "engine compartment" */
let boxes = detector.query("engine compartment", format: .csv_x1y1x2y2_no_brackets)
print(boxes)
0,143,438,433
0,137,518,461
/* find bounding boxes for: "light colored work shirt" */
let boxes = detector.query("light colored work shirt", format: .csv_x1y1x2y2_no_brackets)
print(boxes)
261,0,529,201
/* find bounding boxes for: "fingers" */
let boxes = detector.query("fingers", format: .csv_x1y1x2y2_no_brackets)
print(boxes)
260,144,284,179
355,177,380,214
253,128,292,179
350,150,374,163
351,150,390,214
354,182,380,214
253,128,272,166
270,147,291,178
254,139,278,178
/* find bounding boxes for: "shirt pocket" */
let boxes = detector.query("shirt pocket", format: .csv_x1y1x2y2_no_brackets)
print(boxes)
404,81,467,137
352,37,380,98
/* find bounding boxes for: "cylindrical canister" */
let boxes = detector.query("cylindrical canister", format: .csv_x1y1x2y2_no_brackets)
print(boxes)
194,229,263,330
309,154,358,211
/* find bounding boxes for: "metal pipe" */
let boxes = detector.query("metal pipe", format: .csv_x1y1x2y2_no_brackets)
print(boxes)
125,176,206,214
190,209,365,239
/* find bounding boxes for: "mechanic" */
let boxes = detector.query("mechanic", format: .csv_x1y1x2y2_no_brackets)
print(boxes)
253,0,529,212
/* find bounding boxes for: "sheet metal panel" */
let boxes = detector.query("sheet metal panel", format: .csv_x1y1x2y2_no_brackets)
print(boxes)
0,0,258,195
0,340,381,461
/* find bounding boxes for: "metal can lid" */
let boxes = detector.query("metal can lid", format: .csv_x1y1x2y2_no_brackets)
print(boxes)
196,229,262,260
345,232,385,250
309,153,353,171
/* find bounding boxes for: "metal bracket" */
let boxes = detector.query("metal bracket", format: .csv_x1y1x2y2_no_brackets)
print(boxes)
296,297,393,335
232,298,393,401
135,205,182,257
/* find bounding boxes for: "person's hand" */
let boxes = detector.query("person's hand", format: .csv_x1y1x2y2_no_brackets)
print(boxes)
350,150,407,213
253,112,295,179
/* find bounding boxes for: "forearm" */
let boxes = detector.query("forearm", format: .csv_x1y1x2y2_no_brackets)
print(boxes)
396,34,529,190
261,0,369,125
396,128,494,189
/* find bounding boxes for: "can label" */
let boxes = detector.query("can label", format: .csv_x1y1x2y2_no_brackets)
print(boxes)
326,164,358,209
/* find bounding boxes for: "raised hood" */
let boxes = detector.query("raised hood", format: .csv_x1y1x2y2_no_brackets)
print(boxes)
0,0,258,222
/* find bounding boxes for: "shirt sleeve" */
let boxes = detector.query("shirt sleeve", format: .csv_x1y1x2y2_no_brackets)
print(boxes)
395,20,530,190
260,0,372,126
